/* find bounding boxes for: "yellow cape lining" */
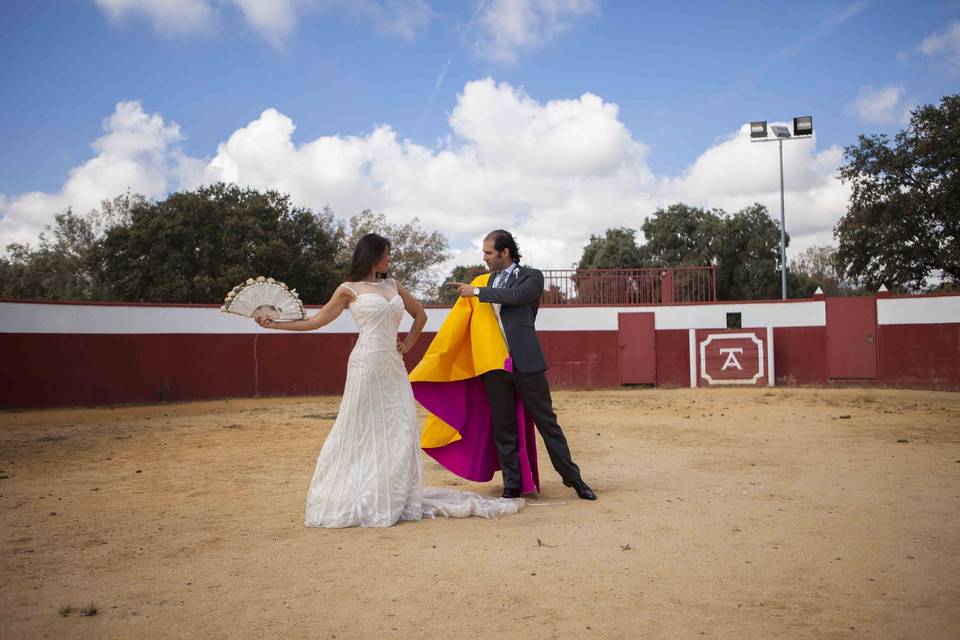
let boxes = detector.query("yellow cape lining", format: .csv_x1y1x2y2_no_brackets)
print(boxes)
409,272,511,448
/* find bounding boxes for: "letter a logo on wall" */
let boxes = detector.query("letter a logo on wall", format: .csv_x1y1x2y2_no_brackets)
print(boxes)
720,348,744,371
700,333,765,385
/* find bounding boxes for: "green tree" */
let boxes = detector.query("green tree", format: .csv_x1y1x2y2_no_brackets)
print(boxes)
835,93,960,291
789,244,865,297
575,204,791,301
97,183,345,304
0,192,145,301
1,209,98,300
638,203,727,302
714,203,786,301
340,210,450,298
574,228,648,303
639,203,724,267
436,263,487,305
576,227,647,270
88,190,144,237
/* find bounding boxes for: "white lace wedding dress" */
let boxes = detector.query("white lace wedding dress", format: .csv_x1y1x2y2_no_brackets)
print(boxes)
304,279,524,528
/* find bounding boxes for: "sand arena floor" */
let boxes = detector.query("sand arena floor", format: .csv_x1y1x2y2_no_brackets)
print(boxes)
1,387,959,639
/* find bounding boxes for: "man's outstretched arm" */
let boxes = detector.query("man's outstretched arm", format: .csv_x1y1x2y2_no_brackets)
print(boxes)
449,271,543,306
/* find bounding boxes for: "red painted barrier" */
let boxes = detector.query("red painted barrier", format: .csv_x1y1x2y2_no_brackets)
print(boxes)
878,323,960,390
2,293,957,409
772,327,828,385
539,331,620,389
0,334,256,407
655,330,691,388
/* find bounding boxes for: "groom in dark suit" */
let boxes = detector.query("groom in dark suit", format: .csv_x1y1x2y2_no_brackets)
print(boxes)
450,230,596,501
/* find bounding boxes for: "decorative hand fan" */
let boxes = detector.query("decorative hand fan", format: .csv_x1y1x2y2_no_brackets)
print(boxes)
220,276,306,321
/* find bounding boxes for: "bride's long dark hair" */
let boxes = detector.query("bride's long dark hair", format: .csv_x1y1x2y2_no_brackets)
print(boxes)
345,233,391,282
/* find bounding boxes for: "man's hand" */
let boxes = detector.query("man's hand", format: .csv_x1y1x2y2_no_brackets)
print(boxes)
448,281,477,298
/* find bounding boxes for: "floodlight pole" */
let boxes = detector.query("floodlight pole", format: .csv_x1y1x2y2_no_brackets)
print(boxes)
750,118,813,300
778,138,786,300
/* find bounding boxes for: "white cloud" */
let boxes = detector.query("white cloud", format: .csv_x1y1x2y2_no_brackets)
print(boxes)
228,0,431,47
472,0,599,64
358,0,432,41
2,79,849,271
201,78,655,266
448,79,646,176
845,83,910,125
94,0,215,35
659,125,849,247
228,0,299,46
93,0,431,47
919,20,960,68
0,102,201,250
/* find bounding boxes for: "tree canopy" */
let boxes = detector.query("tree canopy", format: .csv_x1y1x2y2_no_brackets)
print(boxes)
835,93,959,291
0,192,144,301
2,184,450,304
577,227,646,270
436,263,487,305
638,203,724,268
576,202,790,300
788,244,865,297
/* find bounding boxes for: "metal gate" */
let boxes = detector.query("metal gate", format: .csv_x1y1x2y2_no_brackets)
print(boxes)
826,297,878,379
617,312,656,385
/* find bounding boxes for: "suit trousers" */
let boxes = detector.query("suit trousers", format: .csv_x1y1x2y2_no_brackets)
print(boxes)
482,368,581,490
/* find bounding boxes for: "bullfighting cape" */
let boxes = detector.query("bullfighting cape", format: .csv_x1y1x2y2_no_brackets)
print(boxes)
409,273,540,494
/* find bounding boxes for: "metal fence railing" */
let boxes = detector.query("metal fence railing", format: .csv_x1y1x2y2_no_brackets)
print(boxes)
538,266,717,305
465,265,717,305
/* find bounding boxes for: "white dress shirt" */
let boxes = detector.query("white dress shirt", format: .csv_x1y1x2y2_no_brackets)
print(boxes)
490,262,518,346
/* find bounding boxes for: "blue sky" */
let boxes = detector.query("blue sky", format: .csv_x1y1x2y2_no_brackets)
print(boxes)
1,0,958,270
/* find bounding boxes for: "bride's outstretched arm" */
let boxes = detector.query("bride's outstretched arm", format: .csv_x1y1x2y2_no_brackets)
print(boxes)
396,282,427,354
256,285,355,331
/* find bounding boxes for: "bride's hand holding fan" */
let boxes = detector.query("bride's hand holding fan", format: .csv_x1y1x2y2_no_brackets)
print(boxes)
219,276,305,329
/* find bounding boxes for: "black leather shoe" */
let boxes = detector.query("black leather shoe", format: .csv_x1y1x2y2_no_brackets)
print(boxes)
500,487,522,499
563,479,597,500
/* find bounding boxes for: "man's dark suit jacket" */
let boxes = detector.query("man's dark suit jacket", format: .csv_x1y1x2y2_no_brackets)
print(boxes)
477,265,547,373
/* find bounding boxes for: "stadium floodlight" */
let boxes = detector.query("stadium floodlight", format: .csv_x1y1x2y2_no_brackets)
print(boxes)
750,115,815,300
793,116,813,136
770,125,791,138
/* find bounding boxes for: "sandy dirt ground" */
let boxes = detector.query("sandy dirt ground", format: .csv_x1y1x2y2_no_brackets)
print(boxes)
1,387,959,640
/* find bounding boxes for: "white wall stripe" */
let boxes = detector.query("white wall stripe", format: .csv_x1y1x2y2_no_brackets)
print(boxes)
877,296,960,326
688,329,697,388
0,302,451,335
767,326,775,387
2,294,957,335
536,301,825,331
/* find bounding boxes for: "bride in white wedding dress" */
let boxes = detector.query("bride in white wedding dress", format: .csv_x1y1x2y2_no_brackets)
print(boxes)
256,233,523,528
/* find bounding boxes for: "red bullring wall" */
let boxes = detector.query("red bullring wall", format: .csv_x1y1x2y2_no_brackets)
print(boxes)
1,293,957,409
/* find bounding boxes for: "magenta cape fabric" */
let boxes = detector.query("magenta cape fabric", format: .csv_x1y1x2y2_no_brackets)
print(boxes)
412,363,540,494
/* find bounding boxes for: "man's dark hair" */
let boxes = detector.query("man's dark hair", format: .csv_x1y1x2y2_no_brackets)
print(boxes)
484,229,522,264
